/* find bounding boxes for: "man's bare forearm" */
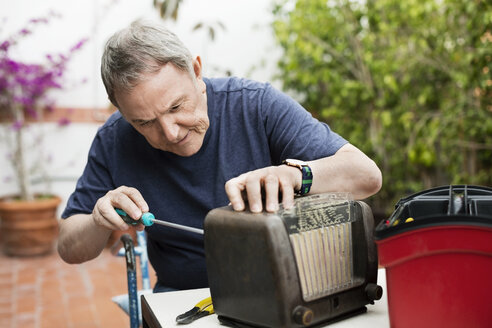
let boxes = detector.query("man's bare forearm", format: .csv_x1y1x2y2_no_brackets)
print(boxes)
225,143,382,213
57,214,112,264
309,143,382,199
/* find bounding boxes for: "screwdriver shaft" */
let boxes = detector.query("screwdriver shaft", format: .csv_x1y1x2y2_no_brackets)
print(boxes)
116,208,203,235
151,218,204,235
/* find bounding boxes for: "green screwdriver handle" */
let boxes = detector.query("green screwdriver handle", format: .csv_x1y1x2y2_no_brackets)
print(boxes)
115,208,155,226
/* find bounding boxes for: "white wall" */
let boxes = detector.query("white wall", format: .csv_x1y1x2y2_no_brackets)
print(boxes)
0,0,281,215
1,0,280,108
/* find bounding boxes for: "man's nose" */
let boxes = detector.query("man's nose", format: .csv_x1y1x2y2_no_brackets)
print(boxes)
158,116,180,141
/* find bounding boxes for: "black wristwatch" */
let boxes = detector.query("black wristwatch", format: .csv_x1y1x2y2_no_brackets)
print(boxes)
282,159,313,196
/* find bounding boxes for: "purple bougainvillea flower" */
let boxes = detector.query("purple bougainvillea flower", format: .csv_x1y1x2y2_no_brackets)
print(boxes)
0,40,9,51
0,12,87,201
11,120,24,131
45,103,55,112
70,38,88,52
57,117,71,126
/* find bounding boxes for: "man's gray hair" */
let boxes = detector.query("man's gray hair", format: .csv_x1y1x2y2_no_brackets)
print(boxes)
101,20,194,107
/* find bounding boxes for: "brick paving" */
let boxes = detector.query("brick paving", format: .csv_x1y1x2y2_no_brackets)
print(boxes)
0,245,156,328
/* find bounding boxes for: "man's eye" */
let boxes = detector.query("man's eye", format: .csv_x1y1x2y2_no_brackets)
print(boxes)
140,120,154,127
170,104,181,112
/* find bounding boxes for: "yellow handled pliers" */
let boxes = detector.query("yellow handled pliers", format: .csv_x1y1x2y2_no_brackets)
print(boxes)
176,296,214,324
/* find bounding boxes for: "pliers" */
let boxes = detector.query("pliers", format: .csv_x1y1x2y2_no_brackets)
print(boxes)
176,296,214,324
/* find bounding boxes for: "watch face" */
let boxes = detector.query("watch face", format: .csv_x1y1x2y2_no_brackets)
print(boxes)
285,159,307,166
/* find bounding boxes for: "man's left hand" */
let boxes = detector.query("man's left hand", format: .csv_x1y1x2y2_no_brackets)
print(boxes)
225,165,301,213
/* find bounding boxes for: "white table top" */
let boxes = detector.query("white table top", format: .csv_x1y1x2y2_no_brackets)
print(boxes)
142,269,390,327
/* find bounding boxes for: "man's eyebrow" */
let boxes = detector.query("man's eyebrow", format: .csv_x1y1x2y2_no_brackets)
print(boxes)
129,95,188,123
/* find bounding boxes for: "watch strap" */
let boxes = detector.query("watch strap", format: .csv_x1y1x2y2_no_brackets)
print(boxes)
282,160,313,196
299,165,313,196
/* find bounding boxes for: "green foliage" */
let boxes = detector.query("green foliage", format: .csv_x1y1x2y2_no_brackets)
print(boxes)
153,0,183,21
273,0,492,214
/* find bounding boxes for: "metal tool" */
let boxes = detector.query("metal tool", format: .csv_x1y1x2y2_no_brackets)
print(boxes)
120,233,139,328
115,208,204,235
176,296,214,325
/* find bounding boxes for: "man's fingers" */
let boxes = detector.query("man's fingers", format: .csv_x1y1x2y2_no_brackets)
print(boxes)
93,186,148,231
225,177,246,211
245,175,263,213
110,186,148,219
264,174,279,212
93,199,128,231
125,186,150,214
225,164,305,213
280,177,296,210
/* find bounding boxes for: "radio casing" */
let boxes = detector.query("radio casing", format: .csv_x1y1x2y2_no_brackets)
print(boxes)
204,198,380,327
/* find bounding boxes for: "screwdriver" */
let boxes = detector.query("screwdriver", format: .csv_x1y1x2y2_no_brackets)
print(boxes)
115,208,204,235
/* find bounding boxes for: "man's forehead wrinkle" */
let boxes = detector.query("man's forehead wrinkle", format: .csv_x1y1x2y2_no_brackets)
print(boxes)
117,63,198,124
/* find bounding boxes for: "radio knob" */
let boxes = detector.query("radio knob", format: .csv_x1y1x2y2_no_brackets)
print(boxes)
365,283,383,302
292,306,314,326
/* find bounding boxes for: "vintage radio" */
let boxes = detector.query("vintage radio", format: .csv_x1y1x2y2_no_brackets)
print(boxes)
204,193,382,327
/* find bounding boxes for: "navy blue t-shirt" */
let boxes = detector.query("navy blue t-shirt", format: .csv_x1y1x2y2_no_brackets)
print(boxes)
62,77,347,289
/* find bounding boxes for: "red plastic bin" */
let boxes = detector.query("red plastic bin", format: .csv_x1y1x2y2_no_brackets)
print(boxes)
375,185,492,328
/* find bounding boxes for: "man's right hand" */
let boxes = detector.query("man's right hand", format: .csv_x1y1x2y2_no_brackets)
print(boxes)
58,186,149,264
92,186,149,231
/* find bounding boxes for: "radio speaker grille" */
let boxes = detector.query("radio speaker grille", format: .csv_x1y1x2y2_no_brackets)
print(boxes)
290,223,356,301
281,193,360,302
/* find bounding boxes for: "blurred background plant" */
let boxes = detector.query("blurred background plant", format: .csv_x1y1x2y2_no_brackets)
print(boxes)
272,0,492,216
153,0,230,76
0,12,87,201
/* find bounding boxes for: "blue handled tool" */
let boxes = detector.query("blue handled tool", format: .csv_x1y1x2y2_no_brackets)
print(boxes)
115,208,204,235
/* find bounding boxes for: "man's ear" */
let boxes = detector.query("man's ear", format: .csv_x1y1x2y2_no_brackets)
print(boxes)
193,56,203,79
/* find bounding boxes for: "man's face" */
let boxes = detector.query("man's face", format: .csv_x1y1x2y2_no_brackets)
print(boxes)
115,58,209,157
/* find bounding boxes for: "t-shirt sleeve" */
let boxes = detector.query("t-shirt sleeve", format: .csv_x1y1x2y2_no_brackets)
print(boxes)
61,132,115,219
261,84,347,164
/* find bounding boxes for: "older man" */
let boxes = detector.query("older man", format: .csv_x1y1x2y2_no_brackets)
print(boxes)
58,20,382,291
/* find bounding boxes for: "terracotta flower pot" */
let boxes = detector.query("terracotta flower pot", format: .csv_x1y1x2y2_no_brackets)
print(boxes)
0,195,61,257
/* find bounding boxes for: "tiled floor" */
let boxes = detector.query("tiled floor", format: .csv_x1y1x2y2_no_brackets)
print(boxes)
0,242,156,328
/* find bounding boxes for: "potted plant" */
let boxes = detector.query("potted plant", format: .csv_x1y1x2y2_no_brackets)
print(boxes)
0,14,86,256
